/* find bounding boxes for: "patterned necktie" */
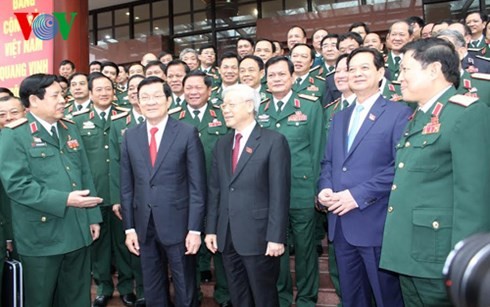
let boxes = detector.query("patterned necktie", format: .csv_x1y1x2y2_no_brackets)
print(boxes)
149,127,159,167
232,133,242,173
277,101,284,114
347,104,365,151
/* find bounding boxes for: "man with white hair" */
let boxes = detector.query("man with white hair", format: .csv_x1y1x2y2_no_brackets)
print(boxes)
205,84,291,307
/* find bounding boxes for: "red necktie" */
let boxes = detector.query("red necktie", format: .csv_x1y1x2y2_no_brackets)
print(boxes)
232,133,242,173
149,127,159,167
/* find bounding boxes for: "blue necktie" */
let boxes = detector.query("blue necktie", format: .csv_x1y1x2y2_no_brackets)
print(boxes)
347,104,364,151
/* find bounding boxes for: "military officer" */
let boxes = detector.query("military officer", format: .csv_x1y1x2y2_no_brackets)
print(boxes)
0,73,103,307
166,59,190,109
317,34,340,79
291,43,326,102
210,52,240,106
311,29,329,67
101,61,126,107
257,56,324,307
198,45,221,87
170,70,231,306
385,21,413,81
145,60,167,81
465,11,488,54
239,55,269,99
109,74,147,307
72,72,129,307
64,73,92,118
380,38,490,306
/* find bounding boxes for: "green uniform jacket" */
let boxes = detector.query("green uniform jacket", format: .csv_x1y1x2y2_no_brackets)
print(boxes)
0,183,12,249
385,53,401,81
0,113,102,257
109,111,138,205
257,93,325,208
380,87,490,278
210,86,224,106
171,104,229,175
457,71,490,106
116,90,131,107
323,97,342,138
293,72,326,102
73,107,124,207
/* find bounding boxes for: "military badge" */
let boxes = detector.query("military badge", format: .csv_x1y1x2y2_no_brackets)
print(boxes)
288,111,307,122
67,136,80,150
208,118,222,127
422,116,440,134
306,85,319,92
83,121,95,129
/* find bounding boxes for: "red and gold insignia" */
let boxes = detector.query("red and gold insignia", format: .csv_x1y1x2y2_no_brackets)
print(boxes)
422,116,440,134
126,115,131,125
245,147,253,154
112,110,117,116
208,119,222,127
309,76,314,84
209,109,217,117
179,111,186,119
264,101,270,111
89,111,95,119
288,111,307,122
388,84,396,92
67,135,80,149
30,122,38,134
463,79,472,89
294,99,301,108
306,85,319,92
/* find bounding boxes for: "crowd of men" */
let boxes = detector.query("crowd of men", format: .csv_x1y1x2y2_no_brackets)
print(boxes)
0,9,489,307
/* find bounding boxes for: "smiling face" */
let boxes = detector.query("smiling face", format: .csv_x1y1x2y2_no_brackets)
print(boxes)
90,77,114,110
70,75,89,102
254,40,274,64
239,58,263,89
465,12,485,38
347,52,384,99
166,64,187,96
334,57,351,95
364,33,383,52
287,27,307,50
237,39,254,58
0,97,25,128
389,22,412,53
138,82,170,125
219,57,239,86
321,37,340,64
266,60,293,99
291,45,313,75
184,76,211,109
181,52,200,71
127,76,144,107
398,50,433,105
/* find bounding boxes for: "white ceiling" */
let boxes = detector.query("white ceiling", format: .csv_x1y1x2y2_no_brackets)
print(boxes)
89,0,138,11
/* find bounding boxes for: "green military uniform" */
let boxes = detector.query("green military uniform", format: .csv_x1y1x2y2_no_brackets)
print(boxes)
209,86,224,106
381,80,414,109
314,62,335,79
385,52,401,81
64,100,93,119
171,103,231,304
72,106,126,298
169,94,187,110
0,181,13,297
380,87,490,306
109,110,146,299
0,114,102,307
201,66,222,88
458,71,490,105
115,89,131,108
293,72,326,101
257,93,325,307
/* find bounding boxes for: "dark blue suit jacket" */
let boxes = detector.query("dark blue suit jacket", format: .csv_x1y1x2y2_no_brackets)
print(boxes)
318,95,411,247
120,117,207,245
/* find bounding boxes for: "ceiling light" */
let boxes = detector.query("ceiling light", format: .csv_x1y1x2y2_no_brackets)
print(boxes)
125,12,130,16
135,16,140,20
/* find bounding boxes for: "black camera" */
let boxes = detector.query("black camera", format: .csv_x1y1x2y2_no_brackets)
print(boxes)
443,233,490,307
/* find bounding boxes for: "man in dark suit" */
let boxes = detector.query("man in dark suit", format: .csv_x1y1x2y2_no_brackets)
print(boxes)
120,76,207,307
318,48,411,307
205,84,291,307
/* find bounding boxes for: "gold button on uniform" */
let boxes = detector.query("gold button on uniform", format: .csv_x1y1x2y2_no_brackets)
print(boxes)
41,153,46,158
276,123,281,128
104,145,109,149
388,206,394,213
391,184,397,191
398,162,404,169
405,142,411,147
72,183,77,187
41,216,47,222
66,166,70,171
432,221,440,229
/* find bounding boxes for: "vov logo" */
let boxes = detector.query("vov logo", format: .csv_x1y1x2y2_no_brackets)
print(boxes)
14,12,77,40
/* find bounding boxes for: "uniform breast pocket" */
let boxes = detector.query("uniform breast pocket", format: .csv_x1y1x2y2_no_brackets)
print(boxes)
411,208,452,263
79,129,99,149
29,148,58,176
407,134,441,172
206,125,228,136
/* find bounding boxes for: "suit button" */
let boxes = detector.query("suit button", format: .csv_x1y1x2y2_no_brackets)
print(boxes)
276,123,281,128
66,166,70,171
41,216,47,222
405,141,411,147
388,206,394,213
104,145,109,149
72,182,77,187
391,184,397,191
432,221,440,229
342,167,347,172
230,188,235,192
398,162,404,169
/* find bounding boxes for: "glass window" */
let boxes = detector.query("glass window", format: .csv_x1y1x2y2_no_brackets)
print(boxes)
153,1,168,18
115,26,130,40
134,4,150,22
193,0,206,10
153,18,169,36
115,8,130,25
174,0,191,14
174,15,192,34
174,34,212,54
89,30,94,45
262,0,282,18
235,3,258,24
97,28,113,43
135,22,150,38
191,12,211,32
216,27,256,54
97,11,112,28
285,0,307,13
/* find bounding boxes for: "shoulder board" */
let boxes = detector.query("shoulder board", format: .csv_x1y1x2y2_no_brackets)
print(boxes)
475,55,490,62
115,106,131,112
168,106,182,115
309,65,320,73
325,70,335,77
213,104,221,109
260,98,270,104
298,93,319,102
111,112,129,121
4,117,28,129
391,80,401,85
315,75,325,81
211,86,219,92
449,94,478,107
72,108,91,117
64,103,73,109
60,117,75,124
324,98,340,109
471,72,490,81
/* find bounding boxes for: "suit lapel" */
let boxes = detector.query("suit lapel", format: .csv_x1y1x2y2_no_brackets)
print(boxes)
136,123,152,175
345,97,386,160
151,117,179,179
276,96,296,122
230,124,261,184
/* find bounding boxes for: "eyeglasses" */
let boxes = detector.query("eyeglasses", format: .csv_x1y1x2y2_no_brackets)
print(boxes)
139,94,166,103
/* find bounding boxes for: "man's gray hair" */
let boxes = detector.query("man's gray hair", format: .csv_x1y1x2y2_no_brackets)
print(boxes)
179,48,199,59
222,84,260,113
436,29,466,49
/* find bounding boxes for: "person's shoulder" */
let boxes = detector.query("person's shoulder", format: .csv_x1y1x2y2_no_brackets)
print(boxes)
3,118,28,129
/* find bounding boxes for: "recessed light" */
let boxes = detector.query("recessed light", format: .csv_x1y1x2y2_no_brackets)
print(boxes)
105,35,111,39
125,12,130,16
154,26,159,30
135,16,140,20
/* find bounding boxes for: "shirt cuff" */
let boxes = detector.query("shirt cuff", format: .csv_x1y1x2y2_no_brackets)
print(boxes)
189,230,201,235
125,228,136,234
